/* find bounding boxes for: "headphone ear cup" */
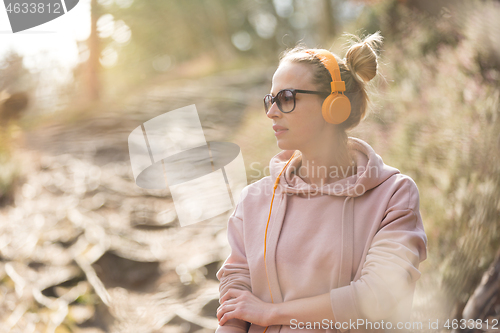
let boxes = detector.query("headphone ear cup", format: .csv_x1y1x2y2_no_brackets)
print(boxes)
322,93,351,124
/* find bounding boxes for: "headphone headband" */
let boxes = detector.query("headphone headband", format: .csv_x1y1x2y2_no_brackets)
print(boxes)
306,49,346,93
304,48,351,124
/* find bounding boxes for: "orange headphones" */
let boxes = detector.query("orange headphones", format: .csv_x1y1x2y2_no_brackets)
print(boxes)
261,49,349,333
305,49,351,125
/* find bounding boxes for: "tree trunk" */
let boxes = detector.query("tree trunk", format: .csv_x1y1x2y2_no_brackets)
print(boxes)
322,0,336,45
87,0,101,102
455,246,500,333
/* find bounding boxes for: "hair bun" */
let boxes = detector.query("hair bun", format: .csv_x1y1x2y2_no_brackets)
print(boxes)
344,31,383,83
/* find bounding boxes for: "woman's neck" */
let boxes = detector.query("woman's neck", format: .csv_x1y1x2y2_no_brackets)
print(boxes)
295,138,356,187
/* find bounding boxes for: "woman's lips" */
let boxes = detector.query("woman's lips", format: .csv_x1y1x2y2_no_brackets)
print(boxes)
275,129,288,136
273,125,288,136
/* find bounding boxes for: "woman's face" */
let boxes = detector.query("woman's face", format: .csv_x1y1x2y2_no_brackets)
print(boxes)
267,61,328,152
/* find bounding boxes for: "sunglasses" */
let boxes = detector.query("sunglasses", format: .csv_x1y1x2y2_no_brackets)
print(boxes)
264,88,330,114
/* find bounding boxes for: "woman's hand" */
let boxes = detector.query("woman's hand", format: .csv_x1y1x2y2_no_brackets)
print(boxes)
217,289,276,327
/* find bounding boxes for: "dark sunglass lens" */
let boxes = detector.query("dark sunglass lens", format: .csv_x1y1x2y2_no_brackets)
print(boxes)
278,90,294,112
264,95,272,113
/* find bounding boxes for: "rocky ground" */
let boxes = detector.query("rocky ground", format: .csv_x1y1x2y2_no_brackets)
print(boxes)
0,66,273,333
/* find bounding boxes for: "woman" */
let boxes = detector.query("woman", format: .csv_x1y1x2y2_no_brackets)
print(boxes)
215,31,428,333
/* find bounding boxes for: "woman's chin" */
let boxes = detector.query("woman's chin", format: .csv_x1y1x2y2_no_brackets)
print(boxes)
277,140,294,151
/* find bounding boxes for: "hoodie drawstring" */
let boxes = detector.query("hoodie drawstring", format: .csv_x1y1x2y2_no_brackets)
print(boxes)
335,196,354,333
338,196,355,288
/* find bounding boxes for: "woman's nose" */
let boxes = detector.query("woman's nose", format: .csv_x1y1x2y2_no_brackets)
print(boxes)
266,101,282,119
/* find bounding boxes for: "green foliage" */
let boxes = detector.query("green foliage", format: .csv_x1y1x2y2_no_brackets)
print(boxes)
96,0,280,94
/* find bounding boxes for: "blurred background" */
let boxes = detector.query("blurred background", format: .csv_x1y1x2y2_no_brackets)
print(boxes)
1,0,500,332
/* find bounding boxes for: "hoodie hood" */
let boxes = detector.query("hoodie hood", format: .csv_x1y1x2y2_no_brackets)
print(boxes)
268,137,401,290
269,137,400,197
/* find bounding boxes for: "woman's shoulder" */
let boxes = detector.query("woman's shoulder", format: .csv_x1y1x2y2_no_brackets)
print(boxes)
382,172,421,212
248,175,274,187
237,176,274,202
230,176,275,220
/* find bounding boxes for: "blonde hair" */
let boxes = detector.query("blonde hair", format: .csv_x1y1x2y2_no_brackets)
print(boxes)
278,31,383,132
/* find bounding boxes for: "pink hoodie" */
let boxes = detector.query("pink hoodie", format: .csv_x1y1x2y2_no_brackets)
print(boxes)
216,137,428,333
